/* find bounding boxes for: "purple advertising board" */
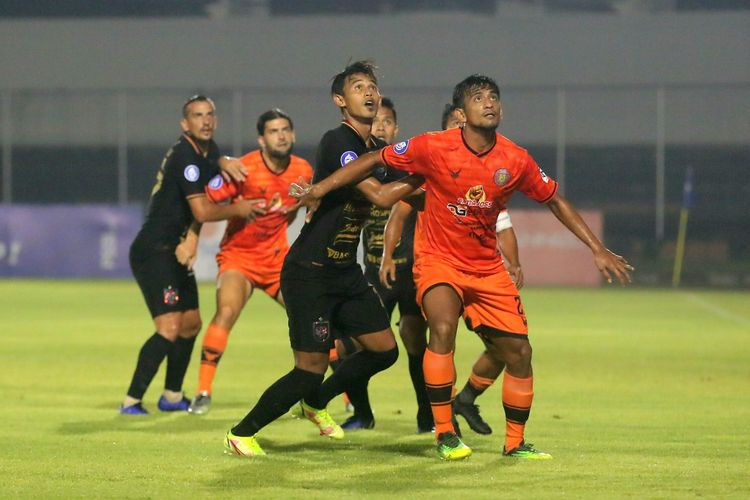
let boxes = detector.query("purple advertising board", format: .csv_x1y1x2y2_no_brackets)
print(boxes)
0,205,143,278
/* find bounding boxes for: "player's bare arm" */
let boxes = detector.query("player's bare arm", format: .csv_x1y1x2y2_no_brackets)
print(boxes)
545,192,634,285
187,193,266,224
175,221,201,270
355,175,425,208
294,151,384,208
379,201,413,289
496,228,523,289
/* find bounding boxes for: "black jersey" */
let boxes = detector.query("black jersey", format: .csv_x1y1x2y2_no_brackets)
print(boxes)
362,166,417,272
132,134,219,252
285,122,385,270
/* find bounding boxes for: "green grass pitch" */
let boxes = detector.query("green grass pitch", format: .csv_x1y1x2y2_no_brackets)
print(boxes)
1,280,748,498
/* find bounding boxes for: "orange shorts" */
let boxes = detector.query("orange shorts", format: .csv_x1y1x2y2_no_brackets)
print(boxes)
216,250,284,298
413,258,528,337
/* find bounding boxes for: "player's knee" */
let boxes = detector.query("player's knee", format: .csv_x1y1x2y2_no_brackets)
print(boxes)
214,304,239,327
181,319,202,338
157,323,180,341
369,346,399,371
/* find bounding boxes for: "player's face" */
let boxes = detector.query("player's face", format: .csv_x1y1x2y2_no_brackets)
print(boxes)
370,105,398,145
334,73,380,122
258,117,295,159
444,109,465,130
181,100,217,142
462,87,502,131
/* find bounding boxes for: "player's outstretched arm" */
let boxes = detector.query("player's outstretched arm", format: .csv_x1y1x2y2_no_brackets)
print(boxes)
355,175,425,208
188,194,266,224
379,201,414,289
546,192,634,285
292,151,384,211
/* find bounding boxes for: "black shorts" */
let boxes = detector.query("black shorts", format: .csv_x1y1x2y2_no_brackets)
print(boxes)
281,262,391,353
365,265,421,320
129,246,199,318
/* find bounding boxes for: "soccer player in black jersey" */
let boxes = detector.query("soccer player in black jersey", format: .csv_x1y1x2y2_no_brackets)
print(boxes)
224,61,423,457
121,95,263,415
336,97,434,433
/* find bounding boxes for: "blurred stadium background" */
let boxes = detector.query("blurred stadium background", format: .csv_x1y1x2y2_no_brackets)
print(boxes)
0,0,747,286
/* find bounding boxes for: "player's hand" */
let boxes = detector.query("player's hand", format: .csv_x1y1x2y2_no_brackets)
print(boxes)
289,177,321,223
219,156,248,183
175,241,197,270
379,257,397,290
593,248,634,285
507,264,524,289
234,197,267,222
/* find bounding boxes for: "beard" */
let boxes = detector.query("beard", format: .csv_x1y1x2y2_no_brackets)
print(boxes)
266,143,293,159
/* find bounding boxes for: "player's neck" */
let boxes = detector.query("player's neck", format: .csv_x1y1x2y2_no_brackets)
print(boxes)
342,116,373,145
261,149,290,173
183,133,210,157
461,125,496,155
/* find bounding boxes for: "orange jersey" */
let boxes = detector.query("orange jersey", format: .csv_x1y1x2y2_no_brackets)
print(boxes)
381,128,557,274
208,150,312,263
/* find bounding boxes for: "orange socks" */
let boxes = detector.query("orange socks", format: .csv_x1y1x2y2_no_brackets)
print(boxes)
423,348,456,437
469,371,495,393
197,323,229,394
502,372,533,451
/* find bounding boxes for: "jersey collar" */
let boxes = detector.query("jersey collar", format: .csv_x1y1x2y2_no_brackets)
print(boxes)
342,120,378,148
460,128,497,158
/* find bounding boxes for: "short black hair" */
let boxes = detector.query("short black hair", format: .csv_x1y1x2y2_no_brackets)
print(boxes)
451,74,501,109
441,103,459,130
182,94,214,118
331,60,378,97
379,96,397,123
256,108,294,135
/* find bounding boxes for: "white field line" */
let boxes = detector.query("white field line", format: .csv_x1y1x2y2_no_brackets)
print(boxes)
682,292,750,329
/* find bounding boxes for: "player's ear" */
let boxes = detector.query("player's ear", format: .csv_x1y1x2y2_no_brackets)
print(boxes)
456,108,467,122
180,118,189,133
257,135,266,150
332,93,346,109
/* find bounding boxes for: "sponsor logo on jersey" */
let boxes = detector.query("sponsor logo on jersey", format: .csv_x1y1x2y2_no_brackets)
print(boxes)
494,168,511,186
393,140,409,154
538,166,550,183
457,185,493,208
184,164,200,182
447,203,468,217
208,175,223,190
340,151,358,166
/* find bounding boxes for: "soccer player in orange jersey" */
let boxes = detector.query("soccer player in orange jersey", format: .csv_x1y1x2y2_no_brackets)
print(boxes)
380,102,519,436
293,74,633,460
188,109,312,415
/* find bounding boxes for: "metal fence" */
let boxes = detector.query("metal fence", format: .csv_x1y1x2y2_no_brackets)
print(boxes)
1,82,748,261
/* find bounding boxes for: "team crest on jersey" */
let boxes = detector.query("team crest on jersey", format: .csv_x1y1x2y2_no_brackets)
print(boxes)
208,175,224,190
493,168,511,186
162,286,179,305
184,164,200,182
538,166,550,183
393,140,409,155
312,318,331,343
340,151,358,166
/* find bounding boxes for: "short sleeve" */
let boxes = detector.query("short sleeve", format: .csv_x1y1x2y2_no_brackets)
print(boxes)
313,131,351,183
380,134,432,176
516,152,558,204
172,146,212,198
